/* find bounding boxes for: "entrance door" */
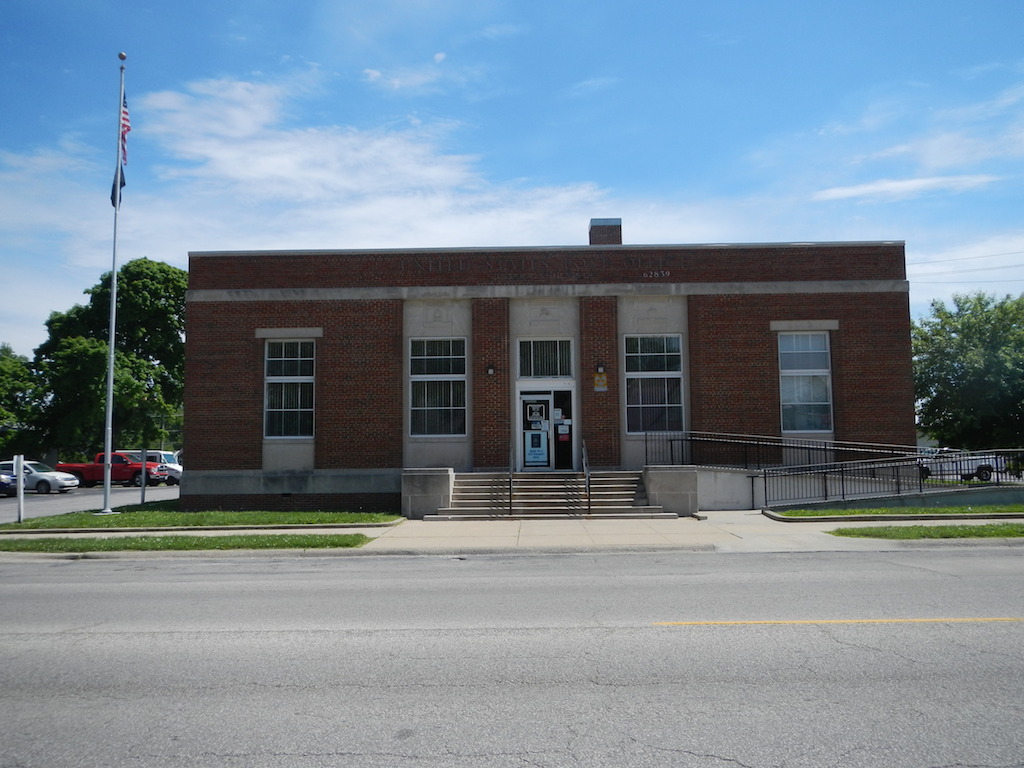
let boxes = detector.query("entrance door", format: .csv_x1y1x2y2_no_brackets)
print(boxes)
519,391,575,471
521,395,553,469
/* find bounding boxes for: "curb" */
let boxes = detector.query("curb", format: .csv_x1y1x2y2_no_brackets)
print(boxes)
762,510,1024,523
0,542,720,561
0,520,404,536
3,537,1023,561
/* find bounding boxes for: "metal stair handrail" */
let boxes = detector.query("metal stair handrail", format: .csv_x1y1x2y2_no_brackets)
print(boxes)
581,440,592,515
508,424,514,515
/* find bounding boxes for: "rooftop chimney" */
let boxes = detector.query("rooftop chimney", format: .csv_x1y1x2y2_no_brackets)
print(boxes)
589,218,622,245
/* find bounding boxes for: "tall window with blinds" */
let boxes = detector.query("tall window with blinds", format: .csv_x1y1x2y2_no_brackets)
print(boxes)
778,332,833,432
410,339,467,435
624,335,683,432
265,340,315,437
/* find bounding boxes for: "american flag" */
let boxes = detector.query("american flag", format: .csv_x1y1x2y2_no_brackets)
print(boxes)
119,95,131,164
112,95,130,207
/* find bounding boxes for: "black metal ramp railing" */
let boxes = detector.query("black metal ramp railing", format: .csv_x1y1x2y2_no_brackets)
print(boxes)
763,449,1024,506
645,430,919,470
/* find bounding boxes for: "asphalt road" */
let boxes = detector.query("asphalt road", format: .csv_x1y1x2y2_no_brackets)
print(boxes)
1,549,1022,767
0,482,180,524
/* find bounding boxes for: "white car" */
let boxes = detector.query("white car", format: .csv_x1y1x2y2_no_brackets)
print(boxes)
118,450,183,485
917,448,1004,482
0,460,80,494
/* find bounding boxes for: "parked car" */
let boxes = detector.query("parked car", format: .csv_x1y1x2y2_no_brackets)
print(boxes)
118,450,182,485
0,460,80,494
917,448,1004,482
55,452,169,487
0,471,16,497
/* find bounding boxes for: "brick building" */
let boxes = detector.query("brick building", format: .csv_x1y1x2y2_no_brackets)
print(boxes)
182,219,916,513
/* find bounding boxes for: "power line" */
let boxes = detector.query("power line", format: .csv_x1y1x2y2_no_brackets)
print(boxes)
910,262,1022,277
913,278,1024,285
907,248,1024,267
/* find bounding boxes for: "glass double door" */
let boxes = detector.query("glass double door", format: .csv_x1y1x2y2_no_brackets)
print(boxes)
519,390,574,471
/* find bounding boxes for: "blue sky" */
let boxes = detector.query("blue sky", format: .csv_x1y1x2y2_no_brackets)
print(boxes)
2,0,1023,358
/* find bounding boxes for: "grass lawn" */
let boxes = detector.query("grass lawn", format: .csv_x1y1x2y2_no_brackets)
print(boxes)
0,533,371,553
776,504,1024,518
777,504,1024,540
831,523,1024,540
0,499,401,530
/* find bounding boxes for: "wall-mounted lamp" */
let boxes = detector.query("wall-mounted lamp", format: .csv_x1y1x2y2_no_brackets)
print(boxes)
486,364,495,376
596,364,605,374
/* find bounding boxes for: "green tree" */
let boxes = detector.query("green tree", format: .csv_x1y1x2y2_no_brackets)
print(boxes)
0,343,38,456
33,258,188,456
913,292,1024,449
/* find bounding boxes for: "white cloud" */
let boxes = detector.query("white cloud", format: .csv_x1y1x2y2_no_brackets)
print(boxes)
362,65,444,91
0,141,128,355
144,80,288,141
472,23,526,40
112,75,614,258
564,77,621,98
127,75,796,244
938,83,1024,122
360,52,472,93
812,175,1000,202
811,80,1024,185
142,80,481,201
6,68,1024,359
817,100,907,137
862,127,1024,171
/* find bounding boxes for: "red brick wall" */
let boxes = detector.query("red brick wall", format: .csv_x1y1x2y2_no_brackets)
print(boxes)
189,243,905,291
184,301,265,472
316,300,404,468
688,292,916,446
579,297,620,466
184,299,404,473
471,298,511,468
688,295,779,437
829,293,916,446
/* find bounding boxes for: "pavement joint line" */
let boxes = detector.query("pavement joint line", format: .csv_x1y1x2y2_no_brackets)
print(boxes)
0,522,398,535
653,618,1024,626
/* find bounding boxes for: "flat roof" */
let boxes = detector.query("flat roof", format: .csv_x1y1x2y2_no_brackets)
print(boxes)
190,240,905,259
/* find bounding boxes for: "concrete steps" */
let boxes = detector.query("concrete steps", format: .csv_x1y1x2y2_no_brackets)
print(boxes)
427,471,676,520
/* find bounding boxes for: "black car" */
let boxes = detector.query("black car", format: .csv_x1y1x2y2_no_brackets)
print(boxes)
0,471,17,497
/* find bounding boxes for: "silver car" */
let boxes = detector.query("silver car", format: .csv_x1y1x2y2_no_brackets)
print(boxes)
118,450,182,485
0,460,80,494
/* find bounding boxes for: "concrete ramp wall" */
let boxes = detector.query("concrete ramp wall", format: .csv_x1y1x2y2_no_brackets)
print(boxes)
644,466,765,514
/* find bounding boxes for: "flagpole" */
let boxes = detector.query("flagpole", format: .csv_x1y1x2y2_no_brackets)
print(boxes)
101,52,127,514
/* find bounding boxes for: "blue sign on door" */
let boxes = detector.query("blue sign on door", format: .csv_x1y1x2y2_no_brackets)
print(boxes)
525,430,548,466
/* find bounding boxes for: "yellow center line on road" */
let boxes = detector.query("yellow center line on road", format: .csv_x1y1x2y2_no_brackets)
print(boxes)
653,618,1024,626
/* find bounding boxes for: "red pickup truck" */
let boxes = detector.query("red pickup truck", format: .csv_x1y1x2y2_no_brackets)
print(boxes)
56,452,170,488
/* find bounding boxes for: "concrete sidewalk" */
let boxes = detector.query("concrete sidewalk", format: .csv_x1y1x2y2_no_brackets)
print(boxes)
2,510,1022,556
357,511,1024,554
7,484,1021,557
